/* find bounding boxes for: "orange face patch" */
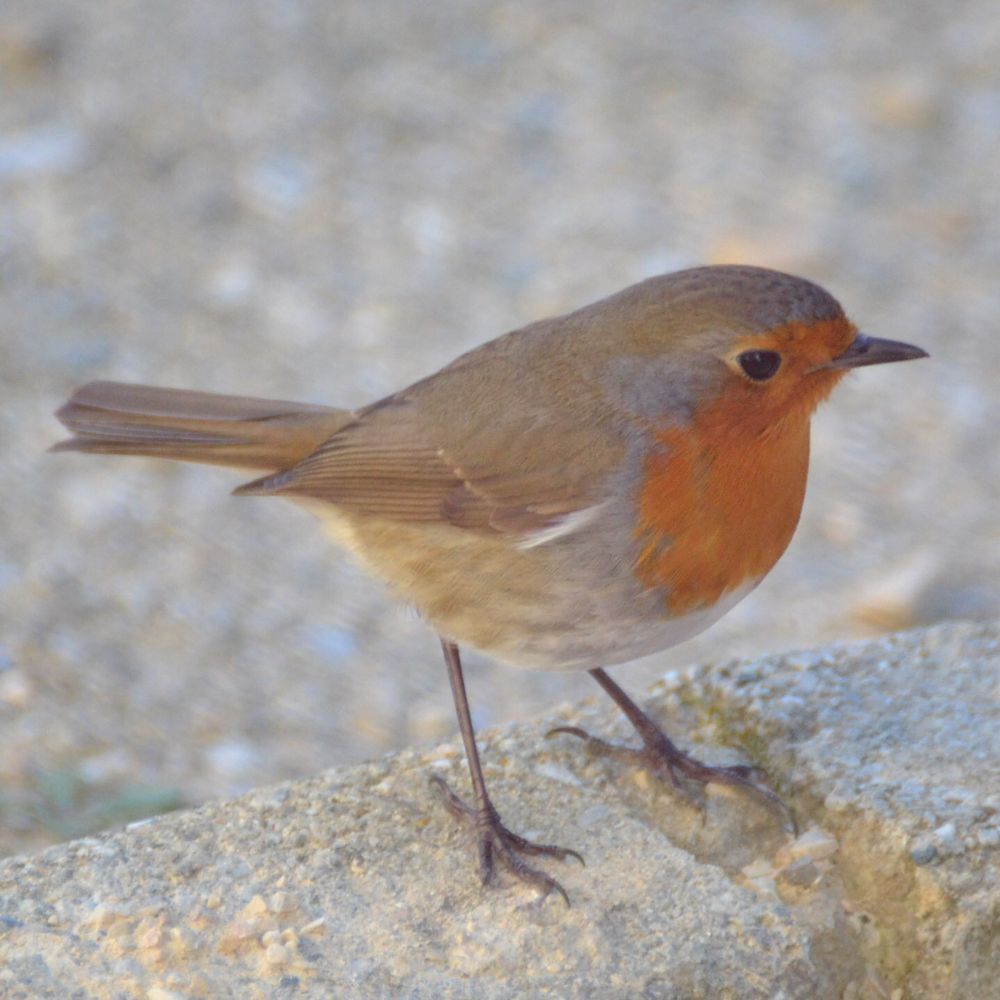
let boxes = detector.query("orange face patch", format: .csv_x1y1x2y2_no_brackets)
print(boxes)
722,318,856,426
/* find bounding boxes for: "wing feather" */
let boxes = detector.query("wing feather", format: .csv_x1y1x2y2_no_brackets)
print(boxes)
235,328,639,535
235,399,619,534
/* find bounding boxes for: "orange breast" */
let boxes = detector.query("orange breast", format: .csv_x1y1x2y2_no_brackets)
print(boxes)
633,400,811,616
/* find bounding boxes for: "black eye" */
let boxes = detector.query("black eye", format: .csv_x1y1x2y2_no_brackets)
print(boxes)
737,350,782,381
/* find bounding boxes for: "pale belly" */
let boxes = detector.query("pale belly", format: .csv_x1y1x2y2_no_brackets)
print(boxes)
305,501,763,672
516,576,761,671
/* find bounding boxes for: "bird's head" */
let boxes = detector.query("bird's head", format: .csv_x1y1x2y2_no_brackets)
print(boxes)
601,265,927,434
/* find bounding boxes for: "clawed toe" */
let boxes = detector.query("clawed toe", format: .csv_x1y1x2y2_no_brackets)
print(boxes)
548,725,687,790
431,775,583,905
548,724,796,835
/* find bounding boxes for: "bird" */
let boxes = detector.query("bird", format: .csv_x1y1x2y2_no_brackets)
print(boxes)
53,264,927,903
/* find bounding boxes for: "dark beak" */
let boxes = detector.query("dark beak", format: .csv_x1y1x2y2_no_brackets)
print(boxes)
823,333,929,371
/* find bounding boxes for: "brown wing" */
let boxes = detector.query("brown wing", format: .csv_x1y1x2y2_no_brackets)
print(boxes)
234,344,632,535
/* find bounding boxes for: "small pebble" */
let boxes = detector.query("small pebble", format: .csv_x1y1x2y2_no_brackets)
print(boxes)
786,828,839,862
933,821,961,854
82,905,119,930
535,762,582,787
741,858,774,879
976,827,1000,848
578,804,612,829
745,875,779,899
910,844,938,866
0,670,32,709
242,895,268,918
270,891,294,914
777,858,821,889
265,942,290,966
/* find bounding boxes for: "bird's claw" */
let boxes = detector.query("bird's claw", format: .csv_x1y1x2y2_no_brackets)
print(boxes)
431,774,583,905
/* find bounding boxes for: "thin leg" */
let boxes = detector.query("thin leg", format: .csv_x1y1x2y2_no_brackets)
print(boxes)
549,667,795,833
431,638,583,903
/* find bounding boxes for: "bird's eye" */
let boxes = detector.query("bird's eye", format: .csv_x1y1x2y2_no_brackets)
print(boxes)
737,350,782,381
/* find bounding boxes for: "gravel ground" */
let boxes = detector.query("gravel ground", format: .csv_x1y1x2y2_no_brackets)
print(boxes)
2,0,998,858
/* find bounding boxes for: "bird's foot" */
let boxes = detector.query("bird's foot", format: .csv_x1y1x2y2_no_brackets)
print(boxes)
431,775,584,905
548,725,796,834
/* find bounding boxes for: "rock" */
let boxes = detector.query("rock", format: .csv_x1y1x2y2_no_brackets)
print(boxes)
1,622,997,998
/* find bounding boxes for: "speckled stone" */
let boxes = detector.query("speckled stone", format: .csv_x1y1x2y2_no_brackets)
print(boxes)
1,623,997,998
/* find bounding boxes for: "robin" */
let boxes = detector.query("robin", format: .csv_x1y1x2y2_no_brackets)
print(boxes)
53,265,927,903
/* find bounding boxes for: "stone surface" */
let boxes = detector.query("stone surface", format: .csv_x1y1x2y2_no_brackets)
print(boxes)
1,622,997,998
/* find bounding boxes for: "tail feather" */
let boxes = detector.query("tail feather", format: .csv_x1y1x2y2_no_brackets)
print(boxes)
53,381,352,473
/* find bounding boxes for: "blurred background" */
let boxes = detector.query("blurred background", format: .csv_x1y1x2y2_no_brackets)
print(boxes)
2,0,998,858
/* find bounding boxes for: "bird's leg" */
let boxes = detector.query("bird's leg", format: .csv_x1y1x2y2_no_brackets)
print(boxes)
431,638,583,904
549,667,796,833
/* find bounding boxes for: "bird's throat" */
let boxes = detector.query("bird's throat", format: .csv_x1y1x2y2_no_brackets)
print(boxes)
633,411,811,616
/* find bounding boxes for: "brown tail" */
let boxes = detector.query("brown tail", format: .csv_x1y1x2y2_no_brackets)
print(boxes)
53,381,353,474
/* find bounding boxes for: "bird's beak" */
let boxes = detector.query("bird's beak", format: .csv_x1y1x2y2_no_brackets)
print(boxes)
822,333,929,371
